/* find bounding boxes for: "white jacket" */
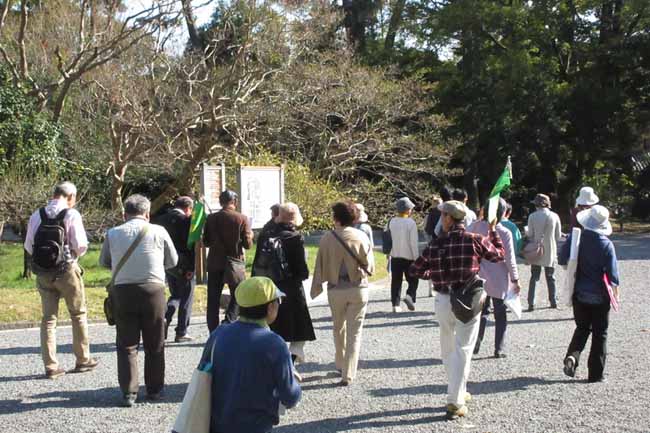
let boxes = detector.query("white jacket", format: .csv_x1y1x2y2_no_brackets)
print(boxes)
386,217,419,261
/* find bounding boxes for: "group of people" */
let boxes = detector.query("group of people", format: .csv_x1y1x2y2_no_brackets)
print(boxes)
22,180,620,430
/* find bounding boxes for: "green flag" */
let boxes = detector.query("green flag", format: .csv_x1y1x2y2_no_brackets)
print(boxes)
487,157,512,223
187,200,206,248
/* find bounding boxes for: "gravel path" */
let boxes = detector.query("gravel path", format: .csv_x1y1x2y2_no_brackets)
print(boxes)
1,234,649,433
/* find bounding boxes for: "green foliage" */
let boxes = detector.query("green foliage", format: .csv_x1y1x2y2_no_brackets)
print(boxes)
0,68,61,176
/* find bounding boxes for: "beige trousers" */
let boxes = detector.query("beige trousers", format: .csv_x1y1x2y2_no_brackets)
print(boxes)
37,263,90,372
327,287,369,382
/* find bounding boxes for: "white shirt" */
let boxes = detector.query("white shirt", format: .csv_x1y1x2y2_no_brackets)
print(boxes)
386,216,419,260
99,217,178,285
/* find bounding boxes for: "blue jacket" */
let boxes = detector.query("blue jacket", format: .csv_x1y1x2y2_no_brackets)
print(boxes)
198,321,301,433
559,230,619,304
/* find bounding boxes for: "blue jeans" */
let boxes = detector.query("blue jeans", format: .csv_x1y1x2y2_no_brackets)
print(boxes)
528,265,557,308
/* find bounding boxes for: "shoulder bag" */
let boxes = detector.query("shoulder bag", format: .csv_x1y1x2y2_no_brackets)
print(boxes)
215,216,246,287
103,225,150,326
172,338,217,433
521,216,549,263
331,230,373,277
436,237,486,323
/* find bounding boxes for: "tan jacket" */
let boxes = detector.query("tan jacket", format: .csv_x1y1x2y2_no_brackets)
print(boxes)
311,227,375,298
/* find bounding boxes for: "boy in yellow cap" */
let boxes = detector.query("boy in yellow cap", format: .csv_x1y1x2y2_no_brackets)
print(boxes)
197,277,301,433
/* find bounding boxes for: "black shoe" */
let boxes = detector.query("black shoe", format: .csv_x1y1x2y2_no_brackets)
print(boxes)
588,377,605,383
494,351,507,359
473,343,480,355
164,320,170,340
563,356,576,378
121,393,137,407
527,306,535,312
146,392,162,401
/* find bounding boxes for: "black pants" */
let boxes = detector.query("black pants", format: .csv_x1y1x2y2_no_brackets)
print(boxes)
566,299,610,381
390,257,418,307
207,270,243,332
476,297,507,354
165,273,195,337
113,282,166,396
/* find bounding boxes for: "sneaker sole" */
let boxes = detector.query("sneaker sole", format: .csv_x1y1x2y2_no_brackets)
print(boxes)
563,358,576,377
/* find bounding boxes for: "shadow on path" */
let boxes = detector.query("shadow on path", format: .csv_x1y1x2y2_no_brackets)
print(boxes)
370,376,575,399
299,357,441,376
275,407,447,432
0,342,116,357
0,383,188,414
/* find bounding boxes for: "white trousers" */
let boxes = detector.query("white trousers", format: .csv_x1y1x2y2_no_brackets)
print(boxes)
435,293,481,406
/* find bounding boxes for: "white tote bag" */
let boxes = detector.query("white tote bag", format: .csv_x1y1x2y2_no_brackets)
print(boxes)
172,341,216,433
561,228,581,306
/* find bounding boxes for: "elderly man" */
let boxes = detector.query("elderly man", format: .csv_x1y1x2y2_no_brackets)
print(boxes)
24,181,99,379
155,196,196,343
410,200,505,420
100,194,178,407
203,190,254,330
526,193,562,311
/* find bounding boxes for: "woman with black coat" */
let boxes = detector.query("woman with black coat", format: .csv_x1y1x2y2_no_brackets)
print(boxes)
252,202,315,379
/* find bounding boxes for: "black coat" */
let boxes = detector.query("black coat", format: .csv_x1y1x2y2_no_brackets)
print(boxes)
255,222,315,342
154,209,195,274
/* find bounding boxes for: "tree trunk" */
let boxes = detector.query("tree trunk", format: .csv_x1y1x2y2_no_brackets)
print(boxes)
384,0,406,51
111,163,127,214
180,0,204,51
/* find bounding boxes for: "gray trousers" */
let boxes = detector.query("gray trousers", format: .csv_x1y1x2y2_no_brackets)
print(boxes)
528,265,557,307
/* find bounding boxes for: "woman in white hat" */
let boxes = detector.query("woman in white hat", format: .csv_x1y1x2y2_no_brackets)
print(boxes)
353,203,374,248
569,186,599,230
558,205,620,383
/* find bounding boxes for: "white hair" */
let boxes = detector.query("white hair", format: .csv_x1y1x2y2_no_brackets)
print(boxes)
53,181,77,198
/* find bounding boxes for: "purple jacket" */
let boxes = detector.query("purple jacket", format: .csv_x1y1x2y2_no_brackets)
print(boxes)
467,220,519,299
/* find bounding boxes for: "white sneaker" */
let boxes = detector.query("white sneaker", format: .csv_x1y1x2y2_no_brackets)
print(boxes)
403,295,415,311
392,306,402,313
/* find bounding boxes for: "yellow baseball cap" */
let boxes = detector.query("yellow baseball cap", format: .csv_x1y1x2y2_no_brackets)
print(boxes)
235,277,286,308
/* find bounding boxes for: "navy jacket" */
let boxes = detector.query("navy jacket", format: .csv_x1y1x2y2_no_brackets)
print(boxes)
198,321,301,433
559,229,619,304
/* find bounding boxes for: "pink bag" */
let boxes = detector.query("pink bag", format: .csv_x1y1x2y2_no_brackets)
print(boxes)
603,273,619,312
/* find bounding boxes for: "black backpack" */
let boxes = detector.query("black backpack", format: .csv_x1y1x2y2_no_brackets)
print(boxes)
252,235,293,283
381,218,393,255
31,208,69,275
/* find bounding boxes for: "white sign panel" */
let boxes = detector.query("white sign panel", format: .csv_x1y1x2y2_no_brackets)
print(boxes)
200,163,226,213
239,166,285,229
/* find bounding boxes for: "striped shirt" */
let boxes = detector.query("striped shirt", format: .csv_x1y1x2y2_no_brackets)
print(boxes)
409,224,505,291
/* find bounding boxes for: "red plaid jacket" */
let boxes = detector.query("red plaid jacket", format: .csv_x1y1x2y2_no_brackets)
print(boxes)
409,224,505,292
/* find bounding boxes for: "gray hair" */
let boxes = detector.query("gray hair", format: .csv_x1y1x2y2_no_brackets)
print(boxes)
53,181,77,198
124,194,151,216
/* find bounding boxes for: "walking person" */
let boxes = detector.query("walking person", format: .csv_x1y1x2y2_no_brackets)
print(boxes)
434,188,476,236
203,190,254,331
311,201,375,386
468,199,521,358
155,196,196,343
252,203,316,379
385,197,419,312
526,193,562,311
500,202,522,254
559,205,619,383
410,200,505,420
353,203,374,247
424,195,442,242
197,277,301,433
569,186,599,230
24,181,99,379
100,194,178,406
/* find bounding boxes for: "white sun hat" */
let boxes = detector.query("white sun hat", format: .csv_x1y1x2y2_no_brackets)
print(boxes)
575,187,599,206
355,203,369,223
577,205,612,236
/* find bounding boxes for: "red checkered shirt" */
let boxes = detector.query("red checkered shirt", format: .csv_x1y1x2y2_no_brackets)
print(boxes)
409,224,505,291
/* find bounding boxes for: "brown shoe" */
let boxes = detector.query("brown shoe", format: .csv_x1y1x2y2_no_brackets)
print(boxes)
45,368,66,380
74,358,99,373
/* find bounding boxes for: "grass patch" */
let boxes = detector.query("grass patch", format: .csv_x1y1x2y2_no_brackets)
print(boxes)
0,241,387,323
